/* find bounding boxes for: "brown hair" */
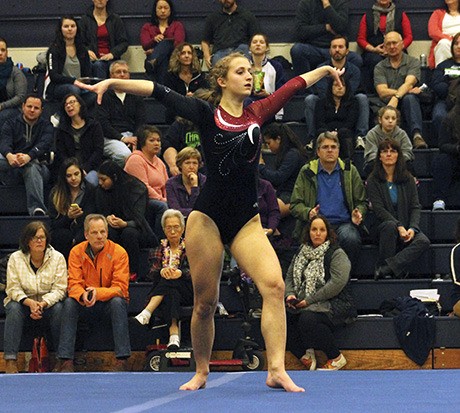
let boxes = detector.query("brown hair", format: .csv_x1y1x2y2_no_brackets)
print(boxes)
19,221,50,253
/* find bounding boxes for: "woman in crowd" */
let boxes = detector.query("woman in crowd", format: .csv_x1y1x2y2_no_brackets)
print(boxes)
0,38,27,127
166,147,206,219
134,209,192,349
96,160,158,281
314,76,359,160
259,122,306,218
246,33,286,120
357,0,413,92
79,0,129,79
285,215,355,371
367,139,430,280
450,219,460,317
82,50,344,392
124,125,168,237
48,158,96,259
3,221,67,374
363,105,414,176
55,93,104,186
429,0,460,68
140,0,185,83
46,16,95,107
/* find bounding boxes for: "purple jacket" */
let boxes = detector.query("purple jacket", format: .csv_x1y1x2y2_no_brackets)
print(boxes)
166,173,207,218
258,179,280,231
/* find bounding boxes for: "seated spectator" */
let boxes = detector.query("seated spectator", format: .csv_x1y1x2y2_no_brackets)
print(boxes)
48,158,96,260
97,60,146,167
163,43,209,123
364,105,414,176
201,0,259,68
96,160,158,281
290,0,362,76
431,86,460,211
165,147,206,219
55,93,104,186
134,209,192,349
141,0,185,83
304,35,369,147
374,31,427,149
54,214,130,372
290,132,367,274
258,178,281,238
285,215,355,370
367,139,430,280
0,94,53,216
79,0,128,79
450,218,460,317
3,221,67,374
0,38,27,128
314,76,358,159
357,0,413,94
124,125,168,237
46,16,95,108
259,122,307,218
245,33,286,120
431,32,460,141
428,0,460,68
162,88,214,176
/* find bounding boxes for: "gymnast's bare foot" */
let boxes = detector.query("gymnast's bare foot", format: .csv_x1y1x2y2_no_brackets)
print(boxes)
179,373,208,390
266,371,305,392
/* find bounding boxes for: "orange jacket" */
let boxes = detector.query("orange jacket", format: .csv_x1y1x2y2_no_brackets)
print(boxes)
68,239,129,304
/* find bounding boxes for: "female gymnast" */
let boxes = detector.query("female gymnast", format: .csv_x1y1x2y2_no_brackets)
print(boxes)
81,53,344,392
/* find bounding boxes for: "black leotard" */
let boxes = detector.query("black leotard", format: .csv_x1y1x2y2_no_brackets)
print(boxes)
152,76,307,244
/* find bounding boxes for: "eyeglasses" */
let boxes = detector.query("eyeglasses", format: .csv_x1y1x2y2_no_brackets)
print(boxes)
32,236,46,242
65,99,78,107
164,225,182,232
319,145,338,151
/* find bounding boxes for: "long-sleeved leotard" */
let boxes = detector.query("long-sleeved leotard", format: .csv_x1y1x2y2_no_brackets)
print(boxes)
152,77,307,244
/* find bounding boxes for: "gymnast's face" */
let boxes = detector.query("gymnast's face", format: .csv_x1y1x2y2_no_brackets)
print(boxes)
219,57,253,99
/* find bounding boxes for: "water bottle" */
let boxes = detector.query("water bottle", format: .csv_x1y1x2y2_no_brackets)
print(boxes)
420,54,427,68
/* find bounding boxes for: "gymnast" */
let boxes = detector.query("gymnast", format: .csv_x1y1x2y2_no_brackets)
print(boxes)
81,53,344,392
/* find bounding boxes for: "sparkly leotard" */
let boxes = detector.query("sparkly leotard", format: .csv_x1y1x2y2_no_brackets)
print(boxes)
152,77,307,244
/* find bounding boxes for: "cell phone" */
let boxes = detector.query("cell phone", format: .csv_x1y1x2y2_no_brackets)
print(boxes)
287,298,300,306
70,203,79,208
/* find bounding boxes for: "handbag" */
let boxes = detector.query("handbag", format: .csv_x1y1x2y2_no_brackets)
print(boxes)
28,337,50,373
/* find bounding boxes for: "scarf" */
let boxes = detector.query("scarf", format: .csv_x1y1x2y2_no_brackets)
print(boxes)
372,2,395,36
0,57,14,91
292,240,330,298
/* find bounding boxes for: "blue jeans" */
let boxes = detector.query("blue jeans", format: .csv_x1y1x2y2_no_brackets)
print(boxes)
91,59,113,80
291,43,363,75
400,94,423,137
0,156,49,215
3,300,63,359
103,138,132,167
432,100,448,142
431,152,458,202
147,40,175,84
211,45,250,66
57,297,131,360
333,222,362,272
147,198,168,238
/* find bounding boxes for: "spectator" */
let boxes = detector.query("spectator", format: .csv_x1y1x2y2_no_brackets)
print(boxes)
55,93,104,186
431,31,460,141
364,105,414,176
0,94,53,216
450,218,460,317
48,158,96,260
290,132,367,273
285,215,355,370
428,0,460,68
165,147,206,219
290,0,362,76
432,86,460,211
97,60,146,166
357,0,413,93
96,160,158,281
124,125,168,237
46,16,95,108
246,33,286,120
367,139,430,279
3,221,67,374
304,35,369,147
134,209,192,349
79,0,128,79
53,214,131,372
141,0,185,83
374,31,427,149
258,178,281,238
259,122,307,218
0,38,27,128
201,0,259,68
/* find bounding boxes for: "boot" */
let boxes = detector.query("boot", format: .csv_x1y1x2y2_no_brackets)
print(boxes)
5,359,19,374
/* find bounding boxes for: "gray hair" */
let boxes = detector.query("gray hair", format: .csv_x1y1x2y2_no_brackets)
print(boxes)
316,131,339,149
161,209,185,229
109,60,129,74
84,214,108,232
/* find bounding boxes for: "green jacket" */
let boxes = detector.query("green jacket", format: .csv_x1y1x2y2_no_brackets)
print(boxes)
290,158,367,240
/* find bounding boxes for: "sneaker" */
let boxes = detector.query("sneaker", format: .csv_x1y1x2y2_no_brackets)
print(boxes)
5,359,19,374
432,199,446,211
32,207,46,216
318,353,347,370
355,136,365,150
134,310,151,326
113,358,128,372
300,348,317,371
167,334,181,350
413,133,428,149
53,359,74,373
